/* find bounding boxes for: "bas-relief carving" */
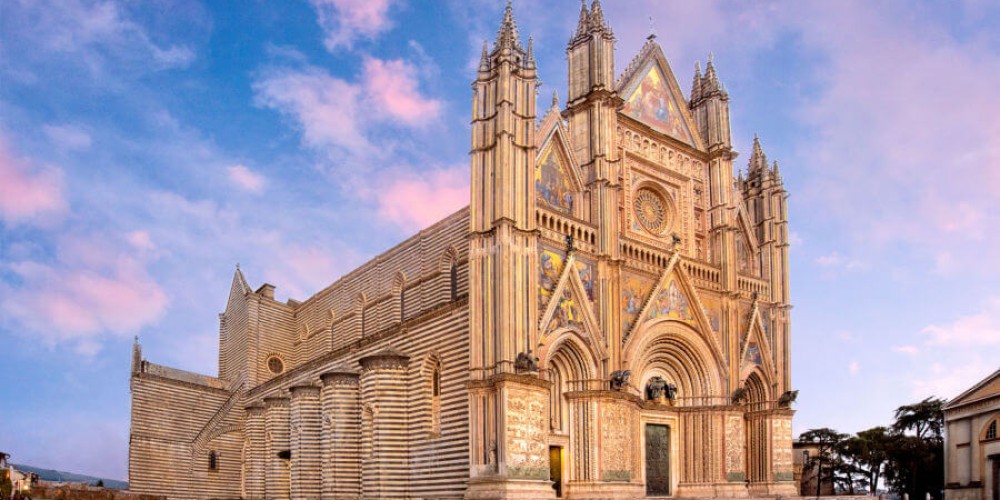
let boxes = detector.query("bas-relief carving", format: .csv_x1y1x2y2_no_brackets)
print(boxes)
601,404,633,481
772,418,793,477
506,387,548,480
725,415,744,478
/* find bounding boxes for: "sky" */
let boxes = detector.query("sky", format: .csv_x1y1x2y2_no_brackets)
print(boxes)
1,0,999,482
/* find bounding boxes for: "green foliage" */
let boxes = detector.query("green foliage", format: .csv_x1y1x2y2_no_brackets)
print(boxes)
798,397,944,498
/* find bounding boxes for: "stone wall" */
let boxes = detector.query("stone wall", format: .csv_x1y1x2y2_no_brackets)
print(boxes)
31,483,165,500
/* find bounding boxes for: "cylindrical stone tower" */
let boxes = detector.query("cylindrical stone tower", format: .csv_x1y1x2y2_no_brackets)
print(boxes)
320,371,361,499
289,385,321,500
264,396,290,500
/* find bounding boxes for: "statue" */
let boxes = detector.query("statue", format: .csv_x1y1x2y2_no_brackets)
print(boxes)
645,376,678,403
610,370,631,391
645,376,668,401
778,389,798,408
731,386,749,405
514,350,539,372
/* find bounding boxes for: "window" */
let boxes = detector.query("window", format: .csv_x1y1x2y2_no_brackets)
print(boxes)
431,363,442,436
987,420,997,441
266,356,284,375
208,451,218,471
450,263,458,301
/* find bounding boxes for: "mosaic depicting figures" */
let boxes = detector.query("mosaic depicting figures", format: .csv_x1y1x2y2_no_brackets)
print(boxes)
539,248,565,308
736,236,751,275
745,342,762,366
548,288,584,332
535,146,574,213
577,259,595,302
648,278,695,323
621,273,655,332
701,296,722,335
622,63,692,144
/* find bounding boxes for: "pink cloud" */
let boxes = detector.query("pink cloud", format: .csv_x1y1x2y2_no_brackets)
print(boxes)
362,57,441,124
227,164,266,193
263,245,362,300
922,296,1000,347
254,67,368,154
311,0,395,50
374,166,469,231
0,138,66,224
0,234,169,352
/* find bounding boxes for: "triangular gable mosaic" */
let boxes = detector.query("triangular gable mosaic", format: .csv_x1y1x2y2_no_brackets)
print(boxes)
647,274,697,326
621,272,656,332
540,247,596,311
535,141,576,214
621,62,693,145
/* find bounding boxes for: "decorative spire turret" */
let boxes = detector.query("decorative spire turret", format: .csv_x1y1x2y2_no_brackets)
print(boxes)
551,89,560,109
772,160,782,183
748,134,769,176
525,36,536,69
589,0,608,33
574,0,589,39
479,40,490,73
494,0,522,52
691,61,703,102
703,52,721,94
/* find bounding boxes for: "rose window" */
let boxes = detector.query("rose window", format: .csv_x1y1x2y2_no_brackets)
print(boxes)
634,188,669,234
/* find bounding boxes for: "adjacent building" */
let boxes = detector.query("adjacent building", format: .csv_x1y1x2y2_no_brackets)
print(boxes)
945,368,1000,500
129,2,796,498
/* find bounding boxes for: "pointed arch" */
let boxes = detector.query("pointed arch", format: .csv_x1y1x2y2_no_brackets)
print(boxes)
539,331,599,433
393,272,407,324
537,253,607,361
535,123,585,217
624,321,725,403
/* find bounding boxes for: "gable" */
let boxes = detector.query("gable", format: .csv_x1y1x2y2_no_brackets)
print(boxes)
538,253,606,360
621,61,694,146
647,274,696,325
947,369,1000,409
536,130,581,215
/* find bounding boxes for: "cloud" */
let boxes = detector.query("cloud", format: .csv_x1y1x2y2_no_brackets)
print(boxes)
0,233,168,354
922,296,1000,347
814,251,865,271
362,57,441,124
0,137,66,224
43,124,92,150
254,66,369,155
373,165,469,232
848,361,860,376
7,0,195,72
892,345,919,355
227,164,266,193
310,0,396,50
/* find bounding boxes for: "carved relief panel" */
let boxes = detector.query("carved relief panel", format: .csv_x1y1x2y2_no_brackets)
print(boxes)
506,387,549,480
725,415,745,481
601,402,634,481
772,417,794,481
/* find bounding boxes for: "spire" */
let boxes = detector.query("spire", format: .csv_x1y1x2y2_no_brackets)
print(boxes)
691,61,703,102
772,160,782,182
479,40,490,72
589,0,606,30
494,0,522,51
703,52,720,94
525,36,536,69
749,134,769,174
574,0,589,39
551,89,560,109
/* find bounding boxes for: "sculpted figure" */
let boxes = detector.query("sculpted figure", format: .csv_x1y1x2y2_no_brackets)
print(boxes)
610,369,631,391
778,389,798,407
514,350,539,372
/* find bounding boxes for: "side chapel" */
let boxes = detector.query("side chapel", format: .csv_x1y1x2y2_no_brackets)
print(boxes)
128,2,796,498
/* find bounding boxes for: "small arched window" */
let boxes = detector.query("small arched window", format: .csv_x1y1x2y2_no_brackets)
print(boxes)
986,420,997,441
431,362,442,437
450,263,458,301
432,366,441,397
208,451,218,471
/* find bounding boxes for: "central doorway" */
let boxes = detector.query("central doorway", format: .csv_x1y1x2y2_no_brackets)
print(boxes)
549,446,564,497
645,424,671,496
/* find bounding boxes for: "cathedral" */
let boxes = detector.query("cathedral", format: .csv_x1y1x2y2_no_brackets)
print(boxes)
128,2,796,499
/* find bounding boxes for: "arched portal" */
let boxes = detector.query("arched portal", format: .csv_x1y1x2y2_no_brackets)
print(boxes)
745,370,773,486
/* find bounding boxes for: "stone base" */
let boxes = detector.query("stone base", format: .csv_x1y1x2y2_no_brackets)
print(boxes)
676,482,750,498
564,480,644,499
465,477,556,500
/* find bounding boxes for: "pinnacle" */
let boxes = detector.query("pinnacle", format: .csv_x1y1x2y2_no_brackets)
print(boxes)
551,90,560,109
575,0,589,39
494,0,522,52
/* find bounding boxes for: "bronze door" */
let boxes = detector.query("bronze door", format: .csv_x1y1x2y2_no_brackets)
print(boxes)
645,424,671,496
550,446,563,497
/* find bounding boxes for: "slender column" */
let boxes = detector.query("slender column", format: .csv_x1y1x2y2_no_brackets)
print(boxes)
359,350,410,500
289,385,321,500
264,396,290,500
321,371,361,499
245,404,267,500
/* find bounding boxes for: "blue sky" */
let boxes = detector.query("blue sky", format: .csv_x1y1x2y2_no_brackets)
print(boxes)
2,0,999,481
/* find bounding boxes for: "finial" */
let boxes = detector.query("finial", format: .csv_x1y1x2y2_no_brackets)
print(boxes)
708,51,714,63
479,40,490,71
526,35,536,68
134,335,139,343
551,90,559,108
647,16,657,40
495,0,521,50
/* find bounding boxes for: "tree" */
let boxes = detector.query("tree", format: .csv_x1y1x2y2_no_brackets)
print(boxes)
884,397,945,500
799,428,849,496
841,426,892,495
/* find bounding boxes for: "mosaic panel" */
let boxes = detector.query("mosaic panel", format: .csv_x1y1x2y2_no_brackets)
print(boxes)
647,278,695,324
621,273,656,332
701,295,722,336
535,145,574,214
622,63,692,144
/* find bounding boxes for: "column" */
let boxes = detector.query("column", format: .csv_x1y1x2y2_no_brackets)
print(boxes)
320,371,361,499
289,385,321,500
245,404,267,500
359,349,410,499
264,396,290,500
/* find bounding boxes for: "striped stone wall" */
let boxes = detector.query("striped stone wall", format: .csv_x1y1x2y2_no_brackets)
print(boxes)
289,385,321,500
320,372,360,498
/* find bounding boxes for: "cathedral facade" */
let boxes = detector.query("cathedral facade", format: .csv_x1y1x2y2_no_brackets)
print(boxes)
128,2,796,499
